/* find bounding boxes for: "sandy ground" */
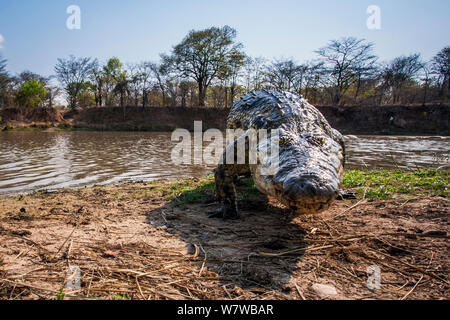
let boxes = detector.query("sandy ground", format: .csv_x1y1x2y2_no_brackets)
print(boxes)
0,178,448,300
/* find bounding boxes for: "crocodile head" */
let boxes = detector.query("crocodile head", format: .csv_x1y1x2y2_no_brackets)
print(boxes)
250,107,345,215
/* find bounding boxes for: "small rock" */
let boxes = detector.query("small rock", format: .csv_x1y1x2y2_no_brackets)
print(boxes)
312,283,338,297
104,250,120,258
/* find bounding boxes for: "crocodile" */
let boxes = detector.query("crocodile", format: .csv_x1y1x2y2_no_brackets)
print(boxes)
210,90,345,219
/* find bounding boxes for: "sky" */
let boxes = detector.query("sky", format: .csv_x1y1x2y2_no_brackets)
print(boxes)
0,0,449,77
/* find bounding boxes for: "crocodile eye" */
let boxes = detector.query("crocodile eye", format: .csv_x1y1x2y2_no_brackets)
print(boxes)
279,137,288,147
308,136,326,147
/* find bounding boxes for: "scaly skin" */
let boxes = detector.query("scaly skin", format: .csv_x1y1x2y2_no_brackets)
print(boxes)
210,90,345,219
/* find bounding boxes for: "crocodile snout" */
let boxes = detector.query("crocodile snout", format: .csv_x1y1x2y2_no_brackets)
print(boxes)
283,176,336,200
279,174,340,213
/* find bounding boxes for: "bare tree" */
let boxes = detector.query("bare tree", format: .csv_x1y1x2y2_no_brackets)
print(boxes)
16,71,47,86
137,62,155,108
381,54,423,104
150,63,168,106
55,55,97,109
265,59,304,92
431,46,450,99
127,63,142,106
243,56,267,92
44,76,61,108
221,51,246,106
301,61,324,103
0,55,11,107
165,77,181,107
315,37,377,104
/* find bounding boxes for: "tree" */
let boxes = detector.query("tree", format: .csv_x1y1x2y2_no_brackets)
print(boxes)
127,63,143,106
381,54,423,104
315,37,377,104
162,25,245,106
149,62,169,106
0,55,6,75
45,82,61,108
431,46,450,98
14,71,60,107
243,56,267,92
265,59,304,92
178,80,195,107
137,62,155,108
75,82,96,108
55,55,97,109
221,51,246,106
16,71,47,86
15,80,47,108
90,60,105,107
301,61,324,102
0,55,11,107
102,57,129,107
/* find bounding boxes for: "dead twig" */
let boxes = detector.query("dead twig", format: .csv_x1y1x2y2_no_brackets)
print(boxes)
401,276,424,300
294,283,306,300
259,245,334,257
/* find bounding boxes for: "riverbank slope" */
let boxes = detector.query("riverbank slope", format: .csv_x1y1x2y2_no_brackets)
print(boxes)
1,104,449,135
0,169,448,300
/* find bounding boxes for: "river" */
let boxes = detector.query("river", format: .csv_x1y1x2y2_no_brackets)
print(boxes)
0,132,448,196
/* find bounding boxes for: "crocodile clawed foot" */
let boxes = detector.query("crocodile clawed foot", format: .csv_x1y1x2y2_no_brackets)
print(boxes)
207,206,239,220
337,191,358,200
207,207,225,219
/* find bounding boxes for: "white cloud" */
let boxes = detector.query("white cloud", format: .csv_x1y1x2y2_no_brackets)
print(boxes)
0,34,4,48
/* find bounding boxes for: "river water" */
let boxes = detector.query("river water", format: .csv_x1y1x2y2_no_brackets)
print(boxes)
0,132,448,196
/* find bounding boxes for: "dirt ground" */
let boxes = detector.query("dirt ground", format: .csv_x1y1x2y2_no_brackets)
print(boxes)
0,178,448,300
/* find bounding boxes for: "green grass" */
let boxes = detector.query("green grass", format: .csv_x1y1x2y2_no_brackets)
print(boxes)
56,287,65,300
166,177,263,206
163,179,216,206
112,293,130,300
343,169,449,200
156,169,448,206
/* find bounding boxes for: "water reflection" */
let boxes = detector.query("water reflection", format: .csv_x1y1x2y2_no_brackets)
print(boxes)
0,132,448,196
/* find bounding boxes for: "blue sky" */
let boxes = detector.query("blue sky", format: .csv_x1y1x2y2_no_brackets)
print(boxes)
0,0,449,76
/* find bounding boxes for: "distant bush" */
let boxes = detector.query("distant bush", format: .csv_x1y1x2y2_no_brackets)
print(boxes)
15,80,47,108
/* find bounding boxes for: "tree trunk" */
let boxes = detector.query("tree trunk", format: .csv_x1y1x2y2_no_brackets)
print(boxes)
224,87,229,108
142,89,147,108
230,85,236,107
198,82,206,106
161,90,166,107
355,74,362,102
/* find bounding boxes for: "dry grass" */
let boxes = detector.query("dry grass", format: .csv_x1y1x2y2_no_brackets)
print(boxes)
0,176,448,300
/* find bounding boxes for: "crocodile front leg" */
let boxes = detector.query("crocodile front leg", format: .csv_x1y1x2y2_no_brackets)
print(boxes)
209,135,252,220
209,163,240,219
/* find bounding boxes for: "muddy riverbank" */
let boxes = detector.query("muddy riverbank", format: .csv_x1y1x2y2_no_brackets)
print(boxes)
1,104,449,135
0,170,448,300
